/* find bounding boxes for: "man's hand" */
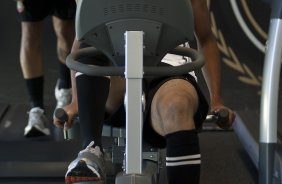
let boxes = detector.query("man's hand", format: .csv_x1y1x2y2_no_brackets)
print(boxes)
53,101,78,130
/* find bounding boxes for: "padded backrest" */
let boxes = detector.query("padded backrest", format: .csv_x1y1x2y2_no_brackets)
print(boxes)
76,0,194,66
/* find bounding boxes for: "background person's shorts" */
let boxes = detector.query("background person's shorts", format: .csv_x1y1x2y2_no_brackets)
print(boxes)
17,0,76,22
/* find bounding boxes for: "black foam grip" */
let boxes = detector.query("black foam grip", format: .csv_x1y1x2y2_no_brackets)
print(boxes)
217,109,229,121
214,109,230,129
54,108,69,122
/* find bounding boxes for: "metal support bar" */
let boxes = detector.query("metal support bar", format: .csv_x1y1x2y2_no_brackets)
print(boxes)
259,3,282,182
125,31,144,174
233,115,259,169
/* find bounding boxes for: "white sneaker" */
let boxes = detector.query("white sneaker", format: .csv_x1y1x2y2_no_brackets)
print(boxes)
24,107,50,137
55,80,72,108
65,141,106,183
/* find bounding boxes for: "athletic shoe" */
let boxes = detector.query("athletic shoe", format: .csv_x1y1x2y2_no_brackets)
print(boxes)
55,80,72,108
24,107,50,137
65,141,106,184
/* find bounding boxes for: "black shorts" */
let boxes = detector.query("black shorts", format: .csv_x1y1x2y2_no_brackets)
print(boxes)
17,0,76,22
104,74,209,149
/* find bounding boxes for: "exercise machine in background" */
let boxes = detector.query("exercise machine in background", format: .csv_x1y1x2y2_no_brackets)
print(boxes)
233,0,282,183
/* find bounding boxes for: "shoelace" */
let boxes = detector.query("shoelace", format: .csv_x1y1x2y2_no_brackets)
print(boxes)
73,141,105,179
86,141,95,149
80,141,102,157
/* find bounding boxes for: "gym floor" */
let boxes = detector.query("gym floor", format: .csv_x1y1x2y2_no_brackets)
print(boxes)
1,0,279,183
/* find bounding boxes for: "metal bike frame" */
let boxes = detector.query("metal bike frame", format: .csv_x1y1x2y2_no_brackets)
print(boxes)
124,31,144,175
259,1,282,183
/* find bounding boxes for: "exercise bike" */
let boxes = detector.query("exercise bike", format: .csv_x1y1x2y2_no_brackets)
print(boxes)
54,0,228,183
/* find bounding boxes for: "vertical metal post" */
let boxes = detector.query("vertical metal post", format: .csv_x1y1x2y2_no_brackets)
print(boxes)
124,31,144,174
259,1,282,183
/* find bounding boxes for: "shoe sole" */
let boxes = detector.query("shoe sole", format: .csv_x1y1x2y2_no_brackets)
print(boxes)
65,160,105,184
65,179,105,184
24,126,50,138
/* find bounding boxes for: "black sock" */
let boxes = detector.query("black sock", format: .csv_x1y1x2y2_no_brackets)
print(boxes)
58,62,71,89
25,76,44,109
165,130,201,184
76,74,110,149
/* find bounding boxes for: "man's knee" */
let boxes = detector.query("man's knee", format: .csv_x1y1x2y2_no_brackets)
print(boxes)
152,91,198,134
156,92,197,120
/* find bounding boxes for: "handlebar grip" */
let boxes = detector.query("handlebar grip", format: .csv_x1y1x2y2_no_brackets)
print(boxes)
214,108,229,122
213,109,230,130
53,108,70,140
53,108,69,122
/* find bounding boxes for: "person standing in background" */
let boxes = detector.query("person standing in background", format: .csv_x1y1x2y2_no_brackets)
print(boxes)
16,0,76,137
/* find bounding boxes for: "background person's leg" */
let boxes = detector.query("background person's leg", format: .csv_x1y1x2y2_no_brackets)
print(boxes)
20,21,50,137
20,22,44,80
52,16,75,108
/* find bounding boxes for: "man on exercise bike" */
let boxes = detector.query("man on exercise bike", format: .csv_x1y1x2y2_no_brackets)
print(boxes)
54,0,236,183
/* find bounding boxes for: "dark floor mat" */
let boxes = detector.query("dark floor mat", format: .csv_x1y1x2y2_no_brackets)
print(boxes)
0,104,62,141
0,103,9,123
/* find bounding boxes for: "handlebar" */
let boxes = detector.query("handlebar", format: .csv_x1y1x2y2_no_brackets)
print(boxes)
55,108,229,123
205,109,229,123
54,108,230,137
66,46,204,77
203,109,230,131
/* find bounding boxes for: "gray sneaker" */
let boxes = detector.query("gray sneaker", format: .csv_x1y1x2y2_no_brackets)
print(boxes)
24,107,50,137
65,141,106,184
55,79,72,108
